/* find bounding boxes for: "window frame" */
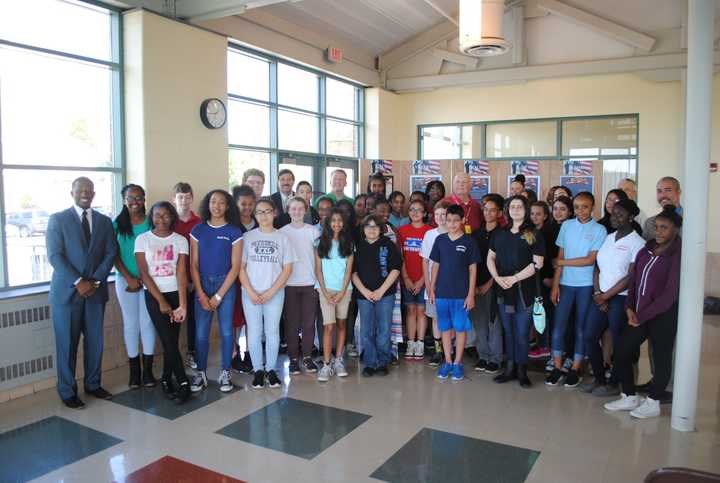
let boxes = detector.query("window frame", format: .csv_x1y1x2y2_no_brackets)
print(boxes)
227,43,364,195
0,0,125,292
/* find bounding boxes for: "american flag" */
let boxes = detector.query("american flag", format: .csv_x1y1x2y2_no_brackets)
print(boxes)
412,159,441,175
512,160,539,175
369,159,393,174
464,160,489,175
564,160,594,175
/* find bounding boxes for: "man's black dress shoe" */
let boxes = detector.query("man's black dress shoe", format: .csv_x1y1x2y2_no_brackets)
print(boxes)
62,396,86,409
85,387,113,400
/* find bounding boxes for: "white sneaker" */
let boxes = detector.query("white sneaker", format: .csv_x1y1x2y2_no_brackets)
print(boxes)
404,341,415,360
604,393,642,412
333,358,348,377
630,397,660,419
190,371,207,393
218,369,233,393
317,362,333,382
415,341,425,359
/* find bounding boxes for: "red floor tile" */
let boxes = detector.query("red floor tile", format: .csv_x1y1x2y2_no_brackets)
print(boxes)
117,456,246,483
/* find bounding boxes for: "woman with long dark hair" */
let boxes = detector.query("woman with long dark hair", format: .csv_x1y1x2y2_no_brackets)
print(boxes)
425,180,446,226
189,189,243,394
315,208,355,381
135,201,191,404
114,184,156,389
599,189,643,236
487,195,545,387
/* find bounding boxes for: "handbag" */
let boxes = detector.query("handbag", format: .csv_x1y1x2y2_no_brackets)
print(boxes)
532,270,546,333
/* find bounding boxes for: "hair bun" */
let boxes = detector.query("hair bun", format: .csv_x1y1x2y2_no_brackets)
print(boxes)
514,174,526,184
614,198,640,218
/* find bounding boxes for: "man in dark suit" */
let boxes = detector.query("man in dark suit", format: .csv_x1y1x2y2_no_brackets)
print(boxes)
271,168,295,228
46,177,117,408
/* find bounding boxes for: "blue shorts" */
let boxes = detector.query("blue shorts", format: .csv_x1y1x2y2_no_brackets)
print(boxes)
436,298,472,333
402,287,426,306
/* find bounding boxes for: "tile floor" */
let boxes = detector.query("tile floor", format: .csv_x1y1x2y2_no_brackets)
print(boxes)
0,315,718,483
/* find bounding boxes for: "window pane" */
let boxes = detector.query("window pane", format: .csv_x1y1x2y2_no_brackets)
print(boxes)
278,110,319,153
0,0,112,61
326,78,356,120
0,46,114,167
278,63,318,112
602,158,638,199
229,150,270,195
227,50,269,101
487,121,557,158
227,100,269,148
461,125,481,159
3,170,117,286
562,117,638,156
421,126,460,159
279,161,313,193
327,120,357,157
325,166,355,197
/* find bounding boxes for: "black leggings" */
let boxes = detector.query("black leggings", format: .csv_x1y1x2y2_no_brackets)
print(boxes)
615,305,678,400
145,291,188,385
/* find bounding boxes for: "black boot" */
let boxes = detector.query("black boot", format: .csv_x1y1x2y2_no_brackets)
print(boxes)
128,356,141,389
175,380,191,405
493,362,517,383
142,355,157,387
518,364,532,388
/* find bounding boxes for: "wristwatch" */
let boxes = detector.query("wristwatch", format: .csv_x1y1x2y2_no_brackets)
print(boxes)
214,293,222,302
593,290,602,296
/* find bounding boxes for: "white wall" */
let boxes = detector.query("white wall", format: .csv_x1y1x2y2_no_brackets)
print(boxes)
123,10,229,208
374,73,720,253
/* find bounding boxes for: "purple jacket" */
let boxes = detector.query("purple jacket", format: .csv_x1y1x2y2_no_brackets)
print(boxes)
626,237,681,323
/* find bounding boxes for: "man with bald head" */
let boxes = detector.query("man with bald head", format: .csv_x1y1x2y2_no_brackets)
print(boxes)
643,176,682,241
442,172,483,233
46,177,117,408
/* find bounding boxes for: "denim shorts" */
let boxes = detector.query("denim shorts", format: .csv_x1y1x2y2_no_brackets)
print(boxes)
436,298,472,333
402,287,426,306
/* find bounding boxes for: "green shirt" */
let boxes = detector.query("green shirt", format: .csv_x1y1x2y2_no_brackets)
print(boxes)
318,192,353,206
113,217,151,278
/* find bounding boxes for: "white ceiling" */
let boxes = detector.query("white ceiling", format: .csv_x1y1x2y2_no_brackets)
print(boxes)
248,0,458,56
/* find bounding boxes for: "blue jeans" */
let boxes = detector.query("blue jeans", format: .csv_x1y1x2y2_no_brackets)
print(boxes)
195,274,236,371
551,285,593,362
585,294,627,384
242,288,285,372
358,295,394,369
498,300,532,364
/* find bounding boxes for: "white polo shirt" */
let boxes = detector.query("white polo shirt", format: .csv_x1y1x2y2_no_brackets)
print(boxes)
596,230,646,295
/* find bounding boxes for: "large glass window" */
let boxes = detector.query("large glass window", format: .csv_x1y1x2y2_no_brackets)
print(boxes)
486,121,557,158
226,45,363,194
420,126,461,159
0,1,123,289
562,117,638,156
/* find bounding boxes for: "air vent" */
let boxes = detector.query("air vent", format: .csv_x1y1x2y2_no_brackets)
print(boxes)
459,0,512,58
463,38,511,57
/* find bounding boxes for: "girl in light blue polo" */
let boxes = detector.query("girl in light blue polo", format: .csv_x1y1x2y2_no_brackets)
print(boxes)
546,192,607,388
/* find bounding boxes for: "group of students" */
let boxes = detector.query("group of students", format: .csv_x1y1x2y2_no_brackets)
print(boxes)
112,168,682,420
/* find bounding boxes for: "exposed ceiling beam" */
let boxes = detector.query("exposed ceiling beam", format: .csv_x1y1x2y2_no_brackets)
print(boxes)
432,47,478,68
537,0,656,52
422,0,458,26
378,19,458,72
386,51,720,91
511,5,525,65
187,0,301,22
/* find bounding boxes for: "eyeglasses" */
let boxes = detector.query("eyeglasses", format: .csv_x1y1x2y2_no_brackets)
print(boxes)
125,196,145,202
409,208,425,213
364,224,380,230
255,209,274,216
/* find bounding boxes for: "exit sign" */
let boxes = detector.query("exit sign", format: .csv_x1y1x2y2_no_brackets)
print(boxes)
326,46,343,64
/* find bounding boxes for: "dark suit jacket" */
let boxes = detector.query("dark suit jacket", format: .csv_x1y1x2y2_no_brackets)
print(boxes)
271,191,291,229
46,207,117,306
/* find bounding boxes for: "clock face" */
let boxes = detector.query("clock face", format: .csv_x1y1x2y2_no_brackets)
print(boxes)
200,98,227,129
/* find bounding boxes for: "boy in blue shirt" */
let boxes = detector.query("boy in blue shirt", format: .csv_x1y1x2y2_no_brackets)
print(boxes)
428,204,479,381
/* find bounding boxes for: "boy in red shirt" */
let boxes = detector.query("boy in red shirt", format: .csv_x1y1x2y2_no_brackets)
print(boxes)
398,199,432,359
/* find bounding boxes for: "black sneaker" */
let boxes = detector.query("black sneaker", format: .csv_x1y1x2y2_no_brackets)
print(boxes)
429,352,443,366
545,368,565,386
161,379,176,399
175,381,191,405
636,380,653,393
485,362,501,375
289,359,301,375
564,369,581,388
266,370,281,388
362,367,375,377
303,357,318,373
376,365,389,376
252,370,266,389
475,359,488,372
